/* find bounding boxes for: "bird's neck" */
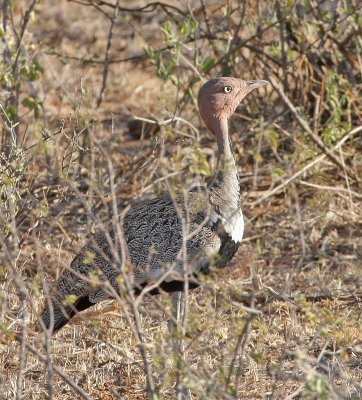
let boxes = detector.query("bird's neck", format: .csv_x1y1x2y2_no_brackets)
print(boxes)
210,118,241,211
215,118,234,160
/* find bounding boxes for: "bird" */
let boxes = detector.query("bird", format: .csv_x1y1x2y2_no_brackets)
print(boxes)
36,77,268,334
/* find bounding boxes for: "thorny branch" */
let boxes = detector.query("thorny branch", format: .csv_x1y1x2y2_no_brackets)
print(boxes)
12,0,37,74
96,1,119,107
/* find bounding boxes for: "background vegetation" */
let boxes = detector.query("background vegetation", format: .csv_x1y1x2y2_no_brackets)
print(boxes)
1,0,361,399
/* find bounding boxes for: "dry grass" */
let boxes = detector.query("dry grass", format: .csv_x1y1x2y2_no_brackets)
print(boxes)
1,1,361,399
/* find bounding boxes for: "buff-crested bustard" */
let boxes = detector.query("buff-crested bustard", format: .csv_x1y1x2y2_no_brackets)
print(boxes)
36,77,268,333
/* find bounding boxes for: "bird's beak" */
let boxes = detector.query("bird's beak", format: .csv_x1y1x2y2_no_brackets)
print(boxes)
246,80,269,90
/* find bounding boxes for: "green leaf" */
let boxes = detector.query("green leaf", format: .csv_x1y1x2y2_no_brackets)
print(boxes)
62,294,78,306
144,44,155,60
250,350,264,363
160,20,173,43
202,57,215,72
170,74,178,85
21,60,43,82
273,166,284,177
228,386,236,395
83,251,96,265
254,152,263,162
22,96,41,118
265,129,279,149
5,104,17,120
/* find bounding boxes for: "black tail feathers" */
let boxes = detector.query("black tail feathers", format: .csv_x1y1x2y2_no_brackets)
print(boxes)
36,296,94,334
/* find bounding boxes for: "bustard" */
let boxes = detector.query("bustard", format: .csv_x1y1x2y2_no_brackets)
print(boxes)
36,77,267,333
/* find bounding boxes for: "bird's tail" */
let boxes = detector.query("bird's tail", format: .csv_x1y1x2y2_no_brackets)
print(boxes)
36,295,94,334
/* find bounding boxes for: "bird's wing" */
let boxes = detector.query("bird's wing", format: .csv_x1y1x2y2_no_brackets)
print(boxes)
37,192,220,332
54,192,220,300
123,193,221,284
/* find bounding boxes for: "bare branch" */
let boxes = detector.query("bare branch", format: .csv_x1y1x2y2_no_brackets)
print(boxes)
96,1,119,107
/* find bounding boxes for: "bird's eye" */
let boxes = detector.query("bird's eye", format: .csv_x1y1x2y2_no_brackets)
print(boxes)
223,85,233,93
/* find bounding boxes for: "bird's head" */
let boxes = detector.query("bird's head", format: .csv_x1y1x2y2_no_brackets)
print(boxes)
197,77,268,135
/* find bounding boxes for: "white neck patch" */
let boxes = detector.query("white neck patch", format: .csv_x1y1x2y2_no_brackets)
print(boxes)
210,210,244,243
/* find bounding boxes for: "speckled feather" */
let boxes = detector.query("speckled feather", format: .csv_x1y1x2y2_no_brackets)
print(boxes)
39,191,229,332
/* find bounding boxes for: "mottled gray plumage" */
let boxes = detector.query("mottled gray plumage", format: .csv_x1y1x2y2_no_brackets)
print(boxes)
37,77,267,333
